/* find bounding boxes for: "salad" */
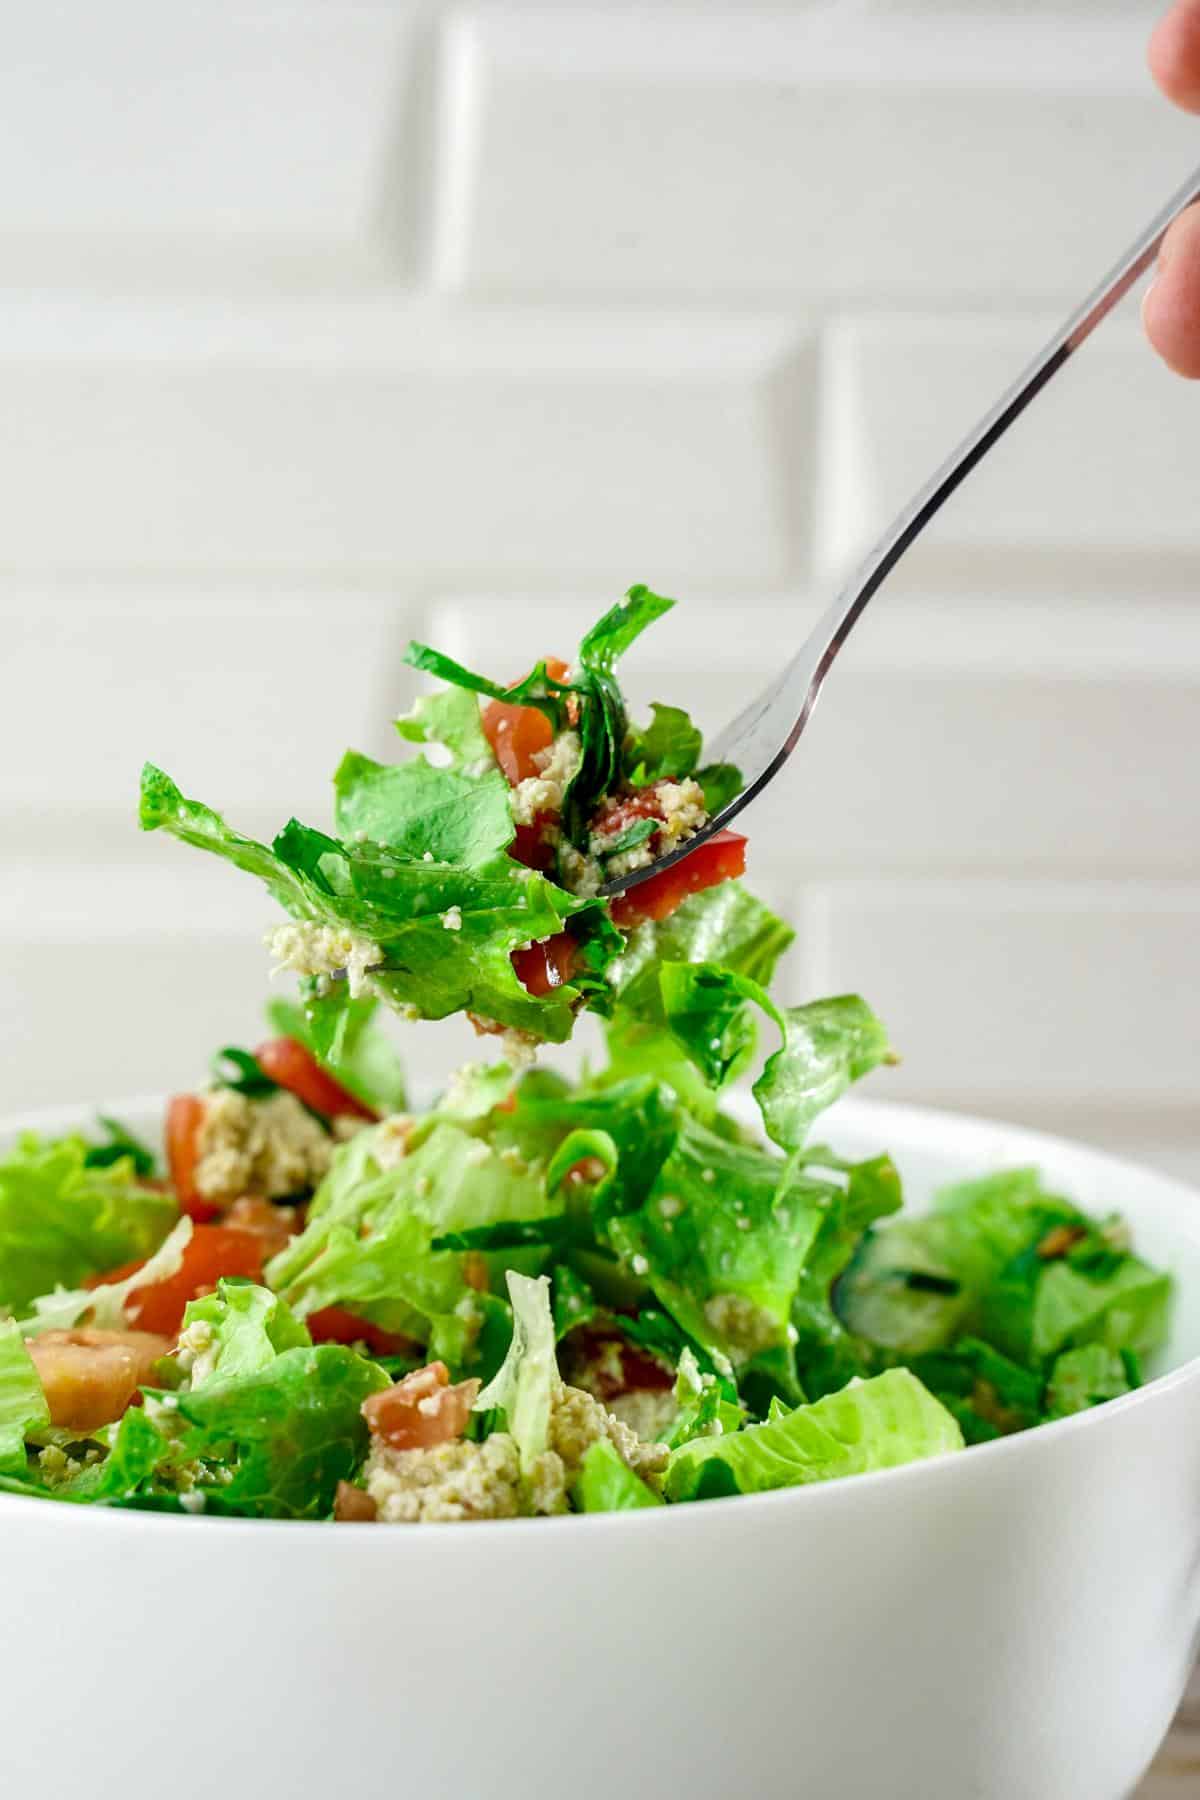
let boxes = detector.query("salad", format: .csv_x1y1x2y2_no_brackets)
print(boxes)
0,591,1172,1521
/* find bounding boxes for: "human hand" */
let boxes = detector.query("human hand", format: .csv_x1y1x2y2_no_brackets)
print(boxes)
1146,2,1200,375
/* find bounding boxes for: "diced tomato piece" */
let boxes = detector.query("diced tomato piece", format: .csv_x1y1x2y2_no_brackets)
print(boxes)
28,1328,172,1433
334,1481,378,1523
570,1327,675,1403
307,1305,421,1359
222,1195,300,1261
510,816,557,872
609,830,747,929
87,1224,267,1337
166,1093,219,1223
362,1360,481,1451
512,931,580,997
481,656,570,786
590,784,671,838
254,1036,376,1123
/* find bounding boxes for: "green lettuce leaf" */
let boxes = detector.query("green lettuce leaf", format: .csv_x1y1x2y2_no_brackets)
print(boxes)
0,1320,50,1476
266,1111,565,1361
140,763,623,1040
658,965,894,1151
164,1342,389,1519
903,1337,1046,1444
403,585,677,858
664,1368,964,1501
606,1111,830,1371
601,884,794,1116
75,1407,172,1504
265,995,408,1115
983,1247,1171,1368
1045,1344,1137,1418
627,703,703,786
694,762,742,815
787,1150,902,1400
179,1280,311,1388
837,1169,1169,1378
474,1272,561,1471
333,751,514,868
837,1169,1086,1357
0,1132,177,1314
394,684,495,770
82,1117,158,1178
574,1437,663,1511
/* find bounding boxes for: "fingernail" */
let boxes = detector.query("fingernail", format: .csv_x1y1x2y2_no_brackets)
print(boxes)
1141,279,1159,332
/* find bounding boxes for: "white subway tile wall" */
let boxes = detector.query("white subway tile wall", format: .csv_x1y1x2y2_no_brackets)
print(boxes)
2,2,1198,1216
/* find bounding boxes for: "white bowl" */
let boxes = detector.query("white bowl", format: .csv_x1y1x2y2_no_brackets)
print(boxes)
4,1094,1200,1800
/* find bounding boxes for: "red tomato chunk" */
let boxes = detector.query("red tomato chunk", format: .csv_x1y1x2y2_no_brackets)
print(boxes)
89,1224,268,1337
610,830,747,929
254,1037,376,1123
362,1361,482,1451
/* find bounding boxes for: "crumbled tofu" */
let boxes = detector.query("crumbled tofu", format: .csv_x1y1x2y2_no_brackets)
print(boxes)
676,1346,705,1396
37,1443,88,1486
655,777,707,844
605,1387,679,1444
193,1088,336,1202
703,1293,782,1363
441,906,463,932
371,1113,415,1171
499,1027,540,1071
596,838,656,882
527,1450,570,1516
509,731,582,827
548,1384,669,1482
558,842,602,898
175,1317,217,1384
364,1432,524,1523
589,777,709,881
265,921,383,999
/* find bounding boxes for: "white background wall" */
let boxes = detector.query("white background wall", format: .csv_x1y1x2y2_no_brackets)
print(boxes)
3,1,1198,1187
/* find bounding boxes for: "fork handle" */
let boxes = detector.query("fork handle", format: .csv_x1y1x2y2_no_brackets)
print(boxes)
816,161,1200,689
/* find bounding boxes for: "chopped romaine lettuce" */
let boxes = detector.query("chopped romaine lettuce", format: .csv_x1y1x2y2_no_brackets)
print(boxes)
0,1321,50,1476
165,1341,389,1519
474,1272,561,1471
140,763,622,1041
626,703,703,787
574,1437,663,1510
265,995,408,1114
395,681,496,770
658,964,894,1152
333,751,515,869
18,1216,195,1338
179,1280,311,1388
1045,1344,1137,1418
0,1132,177,1315
664,1368,964,1501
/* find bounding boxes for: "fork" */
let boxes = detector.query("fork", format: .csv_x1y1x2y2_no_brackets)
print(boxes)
600,161,1200,900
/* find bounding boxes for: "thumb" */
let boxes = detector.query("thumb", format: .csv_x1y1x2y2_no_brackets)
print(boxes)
1143,203,1200,378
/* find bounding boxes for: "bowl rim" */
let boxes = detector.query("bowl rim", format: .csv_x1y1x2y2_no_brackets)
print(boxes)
4,1089,1199,1545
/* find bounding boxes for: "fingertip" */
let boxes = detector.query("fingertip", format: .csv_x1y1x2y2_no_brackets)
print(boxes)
1149,1,1200,112
1143,207,1200,380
